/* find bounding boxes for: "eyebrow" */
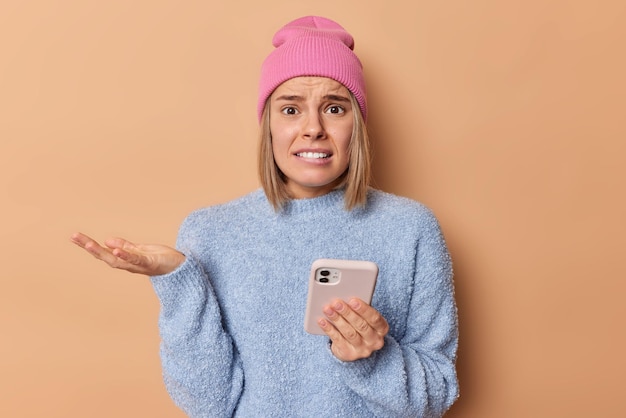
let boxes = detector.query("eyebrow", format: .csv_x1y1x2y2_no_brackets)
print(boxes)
274,94,351,103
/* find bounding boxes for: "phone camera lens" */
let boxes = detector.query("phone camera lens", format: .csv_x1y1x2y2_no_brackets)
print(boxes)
320,270,330,277
319,277,329,283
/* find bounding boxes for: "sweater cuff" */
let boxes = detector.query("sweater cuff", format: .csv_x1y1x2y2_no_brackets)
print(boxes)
150,255,208,309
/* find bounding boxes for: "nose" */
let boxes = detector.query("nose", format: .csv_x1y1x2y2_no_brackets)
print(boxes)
302,112,325,140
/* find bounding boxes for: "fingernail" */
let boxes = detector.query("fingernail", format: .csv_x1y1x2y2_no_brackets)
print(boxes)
318,319,327,327
334,301,344,311
323,306,334,316
349,299,360,310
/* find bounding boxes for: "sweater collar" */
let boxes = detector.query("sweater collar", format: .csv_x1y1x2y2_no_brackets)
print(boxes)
280,188,346,215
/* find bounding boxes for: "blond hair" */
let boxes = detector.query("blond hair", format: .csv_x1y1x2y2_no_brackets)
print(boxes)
258,92,371,211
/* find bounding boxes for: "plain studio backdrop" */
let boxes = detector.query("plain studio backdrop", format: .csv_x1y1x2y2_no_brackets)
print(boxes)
1,1,624,417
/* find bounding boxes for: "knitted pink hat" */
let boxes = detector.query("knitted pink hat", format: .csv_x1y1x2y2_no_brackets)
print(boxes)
258,16,367,122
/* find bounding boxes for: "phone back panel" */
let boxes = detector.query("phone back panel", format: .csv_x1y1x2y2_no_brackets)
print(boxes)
304,258,378,335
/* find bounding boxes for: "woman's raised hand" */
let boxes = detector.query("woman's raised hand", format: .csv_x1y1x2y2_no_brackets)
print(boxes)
70,232,186,276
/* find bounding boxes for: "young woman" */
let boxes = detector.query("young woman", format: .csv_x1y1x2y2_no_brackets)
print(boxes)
71,16,459,417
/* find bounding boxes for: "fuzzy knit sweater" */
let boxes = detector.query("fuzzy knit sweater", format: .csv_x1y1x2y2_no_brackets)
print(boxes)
150,188,459,417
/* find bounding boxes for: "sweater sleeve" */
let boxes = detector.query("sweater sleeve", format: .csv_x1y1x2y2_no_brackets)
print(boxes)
150,226,244,417
329,210,459,417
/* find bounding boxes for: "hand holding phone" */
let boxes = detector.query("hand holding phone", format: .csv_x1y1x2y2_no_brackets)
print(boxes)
304,258,378,335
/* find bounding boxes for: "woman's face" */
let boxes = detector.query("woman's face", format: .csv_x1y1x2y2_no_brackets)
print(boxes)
269,77,354,199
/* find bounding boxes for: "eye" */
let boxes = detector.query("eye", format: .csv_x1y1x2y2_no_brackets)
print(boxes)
325,105,345,115
281,106,299,115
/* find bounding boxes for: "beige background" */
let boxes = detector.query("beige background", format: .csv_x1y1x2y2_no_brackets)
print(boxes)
1,1,625,417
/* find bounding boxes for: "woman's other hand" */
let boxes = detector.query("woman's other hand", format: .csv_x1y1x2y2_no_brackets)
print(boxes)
318,298,390,362
70,232,185,276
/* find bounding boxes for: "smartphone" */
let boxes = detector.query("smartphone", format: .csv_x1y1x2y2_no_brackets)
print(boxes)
304,258,379,335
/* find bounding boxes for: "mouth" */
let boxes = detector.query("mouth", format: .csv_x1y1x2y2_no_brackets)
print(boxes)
295,152,331,159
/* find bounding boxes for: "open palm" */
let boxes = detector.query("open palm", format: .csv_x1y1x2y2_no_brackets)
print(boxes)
70,232,185,276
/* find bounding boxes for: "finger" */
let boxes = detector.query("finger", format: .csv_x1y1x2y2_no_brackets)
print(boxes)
317,317,349,349
69,232,99,249
104,238,150,267
70,233,130,266
328,300,385,351
70,233,108,257
323,300,363,344
111,247,148,268
84,240,124,265
318,317,367,362
348,298,389,336
104,237,138,252
329,300,366,331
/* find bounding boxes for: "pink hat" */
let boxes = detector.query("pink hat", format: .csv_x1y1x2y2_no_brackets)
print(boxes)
258,16,367,122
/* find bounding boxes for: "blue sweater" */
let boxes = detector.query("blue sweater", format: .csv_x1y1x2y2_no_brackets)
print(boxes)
150,188,459,417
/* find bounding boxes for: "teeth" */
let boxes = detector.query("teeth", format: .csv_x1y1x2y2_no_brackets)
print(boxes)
297,152,329,159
